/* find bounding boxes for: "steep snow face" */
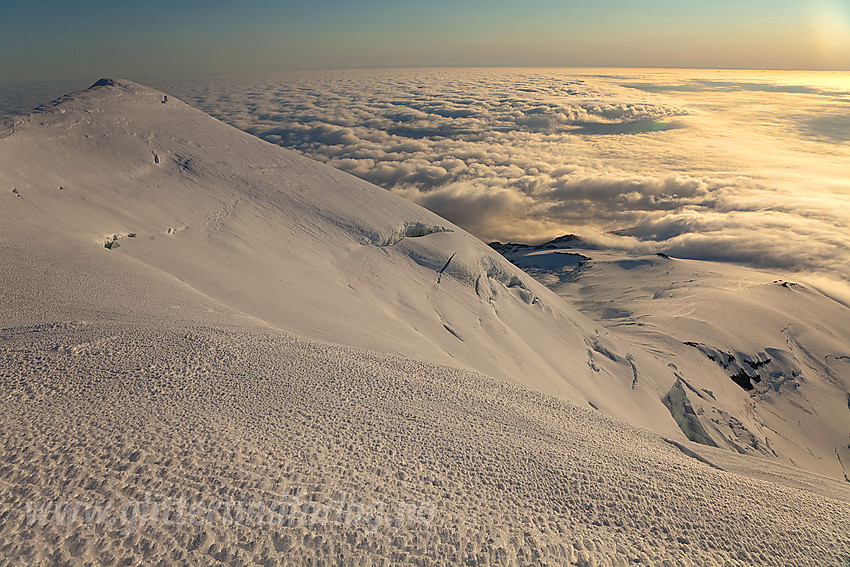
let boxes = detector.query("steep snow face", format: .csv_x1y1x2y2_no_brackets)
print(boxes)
494,238,850,480
0,79,679,435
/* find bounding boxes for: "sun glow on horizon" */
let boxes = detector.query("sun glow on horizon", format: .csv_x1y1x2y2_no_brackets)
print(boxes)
810,0,850,68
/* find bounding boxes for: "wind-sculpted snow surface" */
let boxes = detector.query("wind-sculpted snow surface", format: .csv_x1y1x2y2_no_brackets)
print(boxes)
2,323,849,566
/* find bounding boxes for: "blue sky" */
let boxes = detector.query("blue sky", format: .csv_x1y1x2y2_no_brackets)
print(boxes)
2,0,848,83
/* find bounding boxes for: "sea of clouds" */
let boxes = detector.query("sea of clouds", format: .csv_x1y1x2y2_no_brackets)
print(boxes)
3,69,849,284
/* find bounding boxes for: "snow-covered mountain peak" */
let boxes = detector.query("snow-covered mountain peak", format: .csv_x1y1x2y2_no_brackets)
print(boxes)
1,78,684,435
90,77,120,87
25,77,178,117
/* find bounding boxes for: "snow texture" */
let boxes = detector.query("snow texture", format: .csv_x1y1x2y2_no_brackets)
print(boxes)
1,79,848,565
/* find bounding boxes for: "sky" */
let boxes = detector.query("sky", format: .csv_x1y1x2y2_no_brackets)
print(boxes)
2,0,850,84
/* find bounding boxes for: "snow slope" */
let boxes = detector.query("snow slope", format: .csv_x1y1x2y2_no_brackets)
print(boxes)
1,80,849,565
493,238,850,480
0,78,681,435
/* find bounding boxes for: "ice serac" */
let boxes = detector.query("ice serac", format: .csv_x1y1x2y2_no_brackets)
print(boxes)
0,78,678,435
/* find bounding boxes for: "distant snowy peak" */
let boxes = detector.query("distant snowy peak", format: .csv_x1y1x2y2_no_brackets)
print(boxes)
489,235,594,281
90,78,119,87
489,233,585,253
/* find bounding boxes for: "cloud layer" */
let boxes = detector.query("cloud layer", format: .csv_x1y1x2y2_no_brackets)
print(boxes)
155,69,850,282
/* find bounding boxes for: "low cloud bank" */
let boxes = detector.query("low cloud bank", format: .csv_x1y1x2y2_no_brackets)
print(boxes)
153,69,850,281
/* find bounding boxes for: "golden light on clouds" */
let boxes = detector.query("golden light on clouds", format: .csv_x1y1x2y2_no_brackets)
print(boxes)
156,68,850,288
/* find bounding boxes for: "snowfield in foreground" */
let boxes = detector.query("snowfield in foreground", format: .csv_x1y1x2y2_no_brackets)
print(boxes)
1,80,848,565
3,323,849,566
